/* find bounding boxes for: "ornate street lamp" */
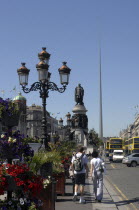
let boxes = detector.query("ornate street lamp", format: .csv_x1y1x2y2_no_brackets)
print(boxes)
17,47,71,150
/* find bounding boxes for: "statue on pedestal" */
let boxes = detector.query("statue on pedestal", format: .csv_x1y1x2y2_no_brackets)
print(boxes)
75,84,84,105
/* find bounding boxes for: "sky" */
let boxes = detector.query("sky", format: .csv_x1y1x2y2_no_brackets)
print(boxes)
0,0,139,137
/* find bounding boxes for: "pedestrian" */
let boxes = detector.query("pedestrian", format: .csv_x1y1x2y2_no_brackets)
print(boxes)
71,145,89,204
90,150,105,203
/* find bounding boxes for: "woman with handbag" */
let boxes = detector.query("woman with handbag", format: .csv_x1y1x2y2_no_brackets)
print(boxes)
90,150,105,203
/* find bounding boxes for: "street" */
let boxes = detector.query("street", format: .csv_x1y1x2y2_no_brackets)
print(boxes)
105,161,139,209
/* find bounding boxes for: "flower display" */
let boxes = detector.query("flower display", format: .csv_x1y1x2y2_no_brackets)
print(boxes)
0,162,56,209
0,133,34,162
43,176,51,189
0,163,44,197
0,168,7,195
61,156,71,165
0,198,43,209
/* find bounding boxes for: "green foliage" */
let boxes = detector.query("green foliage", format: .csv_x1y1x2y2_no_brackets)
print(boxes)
89,128,104,147
52,162,65,174
29,150,62,174
29,141,76,175
28,203,37,210
48,141,76,158
23,137,41,143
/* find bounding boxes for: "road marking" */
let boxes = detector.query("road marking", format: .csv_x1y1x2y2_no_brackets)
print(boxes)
106,176,138,210
111,164,115,168
110,163,127,169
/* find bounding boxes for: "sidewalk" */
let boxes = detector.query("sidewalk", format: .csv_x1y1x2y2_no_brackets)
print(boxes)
55,177,131,210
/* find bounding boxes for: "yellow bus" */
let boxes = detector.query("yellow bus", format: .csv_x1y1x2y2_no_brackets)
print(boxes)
125,137,139,154
109,138,123,153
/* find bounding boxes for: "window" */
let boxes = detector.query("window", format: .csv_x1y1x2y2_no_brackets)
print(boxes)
134,145,139,148
110,145,122,149
133,154,139,157
110,139,122,144
113,152,123,155
134,138,139,143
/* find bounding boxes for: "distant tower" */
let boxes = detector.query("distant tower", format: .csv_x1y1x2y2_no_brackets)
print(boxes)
99,48,103,140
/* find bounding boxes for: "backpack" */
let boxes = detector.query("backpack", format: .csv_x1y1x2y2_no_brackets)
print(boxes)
73,154,84,172
98,162,104,173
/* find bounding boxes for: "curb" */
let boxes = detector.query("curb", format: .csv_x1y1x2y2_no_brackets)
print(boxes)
104,176,132,210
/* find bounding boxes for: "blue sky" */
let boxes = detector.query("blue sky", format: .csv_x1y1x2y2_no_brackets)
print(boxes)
0,0,139,137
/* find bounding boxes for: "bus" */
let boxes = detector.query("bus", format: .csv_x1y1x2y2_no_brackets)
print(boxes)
109,138,123,153
125,137,139,154
105,140,110,157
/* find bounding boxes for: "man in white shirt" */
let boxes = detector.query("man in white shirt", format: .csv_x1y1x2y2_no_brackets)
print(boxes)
90,150,104,202
71,146,89,204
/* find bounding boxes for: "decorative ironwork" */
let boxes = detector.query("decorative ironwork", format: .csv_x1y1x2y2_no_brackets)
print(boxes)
48,82,66,93
22,82,66,95
22,82,41,93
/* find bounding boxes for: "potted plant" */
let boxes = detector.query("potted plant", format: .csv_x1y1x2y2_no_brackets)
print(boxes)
29,150,62,175
28,151,62,210
29,149,66,196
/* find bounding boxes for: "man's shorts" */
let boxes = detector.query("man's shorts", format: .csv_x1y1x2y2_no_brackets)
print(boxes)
74,173,86,186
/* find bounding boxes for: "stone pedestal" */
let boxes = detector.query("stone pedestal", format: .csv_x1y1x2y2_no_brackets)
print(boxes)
72,104,88,146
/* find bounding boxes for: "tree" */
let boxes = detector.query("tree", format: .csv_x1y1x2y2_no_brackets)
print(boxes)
88,128,103,147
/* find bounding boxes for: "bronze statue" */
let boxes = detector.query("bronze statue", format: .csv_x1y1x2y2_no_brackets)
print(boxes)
75,84,84,105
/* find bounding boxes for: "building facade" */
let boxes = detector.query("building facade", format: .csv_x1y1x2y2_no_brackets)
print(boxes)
119,114,139,139
26,104,59,139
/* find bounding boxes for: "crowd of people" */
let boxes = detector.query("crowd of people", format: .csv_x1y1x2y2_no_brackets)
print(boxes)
69,145,106,204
